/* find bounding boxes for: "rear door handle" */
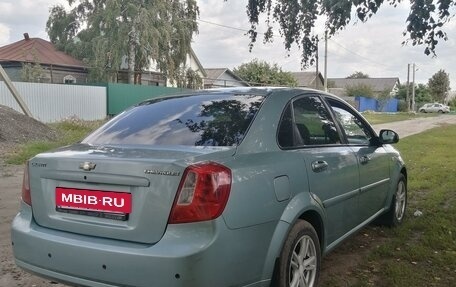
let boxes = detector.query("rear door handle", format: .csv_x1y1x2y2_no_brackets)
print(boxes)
311,161,328,172
359,155,371,165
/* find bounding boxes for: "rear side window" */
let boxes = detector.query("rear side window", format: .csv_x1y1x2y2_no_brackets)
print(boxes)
277,95,340,147
83,93,264,146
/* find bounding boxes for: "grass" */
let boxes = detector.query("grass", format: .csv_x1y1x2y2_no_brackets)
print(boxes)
321,124,456,287
362,112,438,125
6,119,105,164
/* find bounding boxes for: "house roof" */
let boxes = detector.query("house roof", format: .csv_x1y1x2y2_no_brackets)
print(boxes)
0,35,86,68
291,72,323,87
328,77,399,92
204,68,249,86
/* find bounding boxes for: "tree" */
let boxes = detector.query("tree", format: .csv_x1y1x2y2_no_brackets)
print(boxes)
233,59,297,86
345,84,374,98
428,69,450,103
244,1,454,67
21,62,46,83
20,50,46,82
46,0,199,84
173,67,203,89
397,83,432,106
347,71,369,79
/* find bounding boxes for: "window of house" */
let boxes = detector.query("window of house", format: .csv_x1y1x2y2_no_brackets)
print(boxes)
63,75,76,84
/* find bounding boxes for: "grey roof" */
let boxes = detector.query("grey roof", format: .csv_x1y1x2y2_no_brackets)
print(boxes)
205,68,227,83
204,68,249,86
291,72,323,87
328,78,400,92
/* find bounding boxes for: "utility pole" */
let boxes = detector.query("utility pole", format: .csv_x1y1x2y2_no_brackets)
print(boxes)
315,37,319,90
406,64,410,112
324,30,328,92
412,63,416,112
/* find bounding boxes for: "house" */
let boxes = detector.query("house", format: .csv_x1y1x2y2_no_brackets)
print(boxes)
164,48,207,88
328,77,400,97
0,33,88,84
1,34,205,87
291,71,324,89
204,68,249,88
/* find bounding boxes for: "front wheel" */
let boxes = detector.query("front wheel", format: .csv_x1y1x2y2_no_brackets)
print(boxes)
277,220,321,287
378,174,407,227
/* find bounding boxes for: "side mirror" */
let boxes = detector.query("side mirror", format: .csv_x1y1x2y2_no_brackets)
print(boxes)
379,129,399,144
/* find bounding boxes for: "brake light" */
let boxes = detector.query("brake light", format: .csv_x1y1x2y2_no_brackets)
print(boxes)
169,162,231,224
21,163,32,206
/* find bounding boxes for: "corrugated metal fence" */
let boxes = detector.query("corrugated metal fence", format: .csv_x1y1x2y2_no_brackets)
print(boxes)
355,96,398,112
0,81,106,122
106,83,188,115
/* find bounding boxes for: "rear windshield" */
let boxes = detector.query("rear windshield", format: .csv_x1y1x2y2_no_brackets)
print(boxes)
83,93,264,146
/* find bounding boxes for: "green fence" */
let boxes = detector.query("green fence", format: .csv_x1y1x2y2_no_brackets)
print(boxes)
107,83,190,115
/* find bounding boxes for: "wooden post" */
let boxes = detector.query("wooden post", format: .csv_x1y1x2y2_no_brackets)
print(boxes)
315,37,319,90
324,30,328,92
0,64,33,117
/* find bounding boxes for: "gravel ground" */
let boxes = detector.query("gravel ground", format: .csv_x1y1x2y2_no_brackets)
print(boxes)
0,106,64,286
0,105,56,154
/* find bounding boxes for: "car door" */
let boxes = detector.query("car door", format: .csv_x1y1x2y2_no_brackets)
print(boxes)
325,98,390,224
277,95,360,245
431,104,440,112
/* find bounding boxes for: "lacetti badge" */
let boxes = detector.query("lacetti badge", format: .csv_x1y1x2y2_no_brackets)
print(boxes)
79,162,96,171
144,169,180,176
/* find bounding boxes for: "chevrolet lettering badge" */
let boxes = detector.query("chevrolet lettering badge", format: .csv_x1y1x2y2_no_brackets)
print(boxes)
79,162,96,171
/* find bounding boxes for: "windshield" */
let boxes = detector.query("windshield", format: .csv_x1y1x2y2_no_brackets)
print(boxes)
83,93,264,147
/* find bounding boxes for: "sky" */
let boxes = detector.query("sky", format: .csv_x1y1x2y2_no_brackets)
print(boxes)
0,0,455,89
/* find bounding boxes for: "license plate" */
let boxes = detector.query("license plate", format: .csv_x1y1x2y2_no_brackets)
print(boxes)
55,187,132,214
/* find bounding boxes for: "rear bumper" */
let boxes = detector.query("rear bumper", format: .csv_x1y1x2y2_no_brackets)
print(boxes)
11,203,273,287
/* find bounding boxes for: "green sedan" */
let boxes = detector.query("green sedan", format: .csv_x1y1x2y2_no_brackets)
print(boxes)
12,87,407,287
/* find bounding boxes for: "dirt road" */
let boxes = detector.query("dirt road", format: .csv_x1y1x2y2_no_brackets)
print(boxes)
372,114,456,138
0,161,65,287
1,114,456,287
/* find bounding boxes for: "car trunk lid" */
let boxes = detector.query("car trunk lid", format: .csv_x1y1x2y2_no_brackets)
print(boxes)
29,144,233,244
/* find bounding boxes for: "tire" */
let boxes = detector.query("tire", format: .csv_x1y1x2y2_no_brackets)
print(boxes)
438,110,443,113
276,220,321,287
419,109,425,113
378,174,407,227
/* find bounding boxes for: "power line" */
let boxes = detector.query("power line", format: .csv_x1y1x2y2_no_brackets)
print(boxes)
328,38,392,69
197,19,250,33
197,18,396,71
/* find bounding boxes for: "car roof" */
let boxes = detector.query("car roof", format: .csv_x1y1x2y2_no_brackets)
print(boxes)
184,87,323,97
149,87,348,107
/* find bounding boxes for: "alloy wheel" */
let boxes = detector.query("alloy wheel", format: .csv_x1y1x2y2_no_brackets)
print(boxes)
289,235,317,287
395,181,406,221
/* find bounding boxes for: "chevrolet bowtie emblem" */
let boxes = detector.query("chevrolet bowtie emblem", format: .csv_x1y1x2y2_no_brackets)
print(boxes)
79,162,96,171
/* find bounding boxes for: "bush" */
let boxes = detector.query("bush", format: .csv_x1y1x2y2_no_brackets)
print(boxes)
397,100,408,112
345,84,374,98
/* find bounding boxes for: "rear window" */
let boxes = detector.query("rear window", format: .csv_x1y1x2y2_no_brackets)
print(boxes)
83,93,264,146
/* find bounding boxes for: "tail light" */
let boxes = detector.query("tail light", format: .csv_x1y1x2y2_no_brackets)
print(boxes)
169,162,231,224
22,163,32,206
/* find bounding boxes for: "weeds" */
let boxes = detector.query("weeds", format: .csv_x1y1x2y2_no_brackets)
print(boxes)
6,118,105,164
